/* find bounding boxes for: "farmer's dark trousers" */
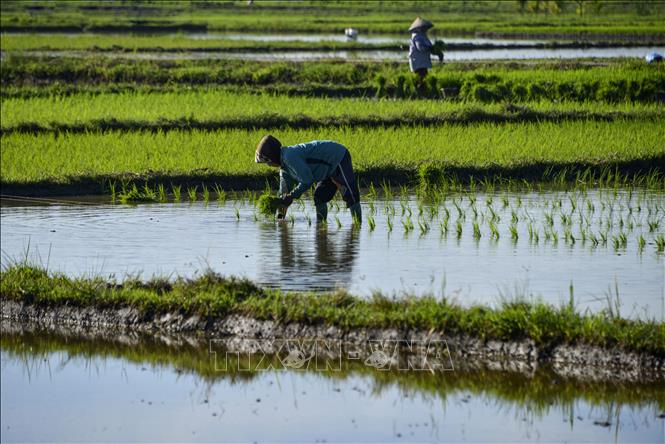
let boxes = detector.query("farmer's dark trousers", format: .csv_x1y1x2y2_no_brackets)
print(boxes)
313,151,360,217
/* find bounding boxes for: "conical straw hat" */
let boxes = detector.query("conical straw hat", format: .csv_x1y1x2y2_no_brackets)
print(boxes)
408,17,433,32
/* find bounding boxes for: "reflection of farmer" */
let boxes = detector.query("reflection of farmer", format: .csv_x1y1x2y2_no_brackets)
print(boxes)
269,222,358,291
408,17,442,81
255,135,362,223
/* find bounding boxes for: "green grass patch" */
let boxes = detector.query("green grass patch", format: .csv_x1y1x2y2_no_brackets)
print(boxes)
2,264,664,357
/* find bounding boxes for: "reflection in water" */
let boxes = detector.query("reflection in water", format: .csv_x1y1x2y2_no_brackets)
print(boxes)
259,222,358,291
1,327,663,442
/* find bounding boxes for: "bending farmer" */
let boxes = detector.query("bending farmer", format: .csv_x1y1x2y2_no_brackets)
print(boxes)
255,135,362,223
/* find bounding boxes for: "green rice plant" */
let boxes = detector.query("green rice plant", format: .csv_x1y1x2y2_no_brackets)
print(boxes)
118,183,158,204
637,234,646,252
213,184,227,203
439,219,448,236
509,223,518,242
648,219,660,232
528,223,534,241
455,220,463,238
511,209,519,224
473,221,481,239
380,180,392,199
201,184,209,203
489,220,500,240
367,182,377,200
187,185,198,202
402,216,414,233
157,183,167,203
544,212,554,227
418,219,429,235
171,184,182,201
551,230,559,245
654,234,665,253
367,215,376,232
335,215,342,229
386,216,393,233
257,193,282,217
108,179,117,202
234,207,241,221
599,231,608,245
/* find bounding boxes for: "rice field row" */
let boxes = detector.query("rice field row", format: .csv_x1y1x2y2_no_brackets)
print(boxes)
2,120,663,185
4,56,662,103
2,0,663,37
104,181,665,254
2,90,662,132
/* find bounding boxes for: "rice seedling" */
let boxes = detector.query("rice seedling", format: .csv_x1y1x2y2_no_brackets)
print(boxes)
335,215,342,229
455,220,463,238
509,223,518,242
386,217,393,233
213,184,227,203
187,186,198,202
655,235,665,253
380,180,392,199
108,180,117,202
234,207,241,221
367,215,376,232
402,216,414,233
118,183,157,204
473,221,482,239
201,184,210,204
157,183,167,203
257,192,283,217
171,184,182,201
648,219,660,232
637,235,646,252
367,182,377,200
418,219,429,235
489,220,500,240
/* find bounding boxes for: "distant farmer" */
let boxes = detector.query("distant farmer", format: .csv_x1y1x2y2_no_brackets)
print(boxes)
255,135,362,223
408,17,443,81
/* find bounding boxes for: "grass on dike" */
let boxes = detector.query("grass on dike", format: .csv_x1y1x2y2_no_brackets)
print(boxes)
2,264,663,357
2,89,664,130
1,120,663,184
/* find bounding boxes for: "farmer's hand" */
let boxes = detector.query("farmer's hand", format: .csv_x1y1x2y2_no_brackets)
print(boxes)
280,194,294,207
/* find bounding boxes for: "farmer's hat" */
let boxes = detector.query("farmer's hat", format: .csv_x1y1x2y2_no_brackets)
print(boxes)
255,134,282,165
408,17,434,32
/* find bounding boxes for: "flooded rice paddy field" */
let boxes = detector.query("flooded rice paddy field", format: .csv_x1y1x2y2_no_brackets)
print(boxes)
1,330,663,443
13,46,664,62
2,188,663,320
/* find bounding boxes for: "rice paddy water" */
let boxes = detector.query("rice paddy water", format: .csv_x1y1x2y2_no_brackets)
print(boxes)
2,187,663,320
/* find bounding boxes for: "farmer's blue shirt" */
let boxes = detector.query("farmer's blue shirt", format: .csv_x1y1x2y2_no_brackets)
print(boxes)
279,140,348,198
409,31,433,71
